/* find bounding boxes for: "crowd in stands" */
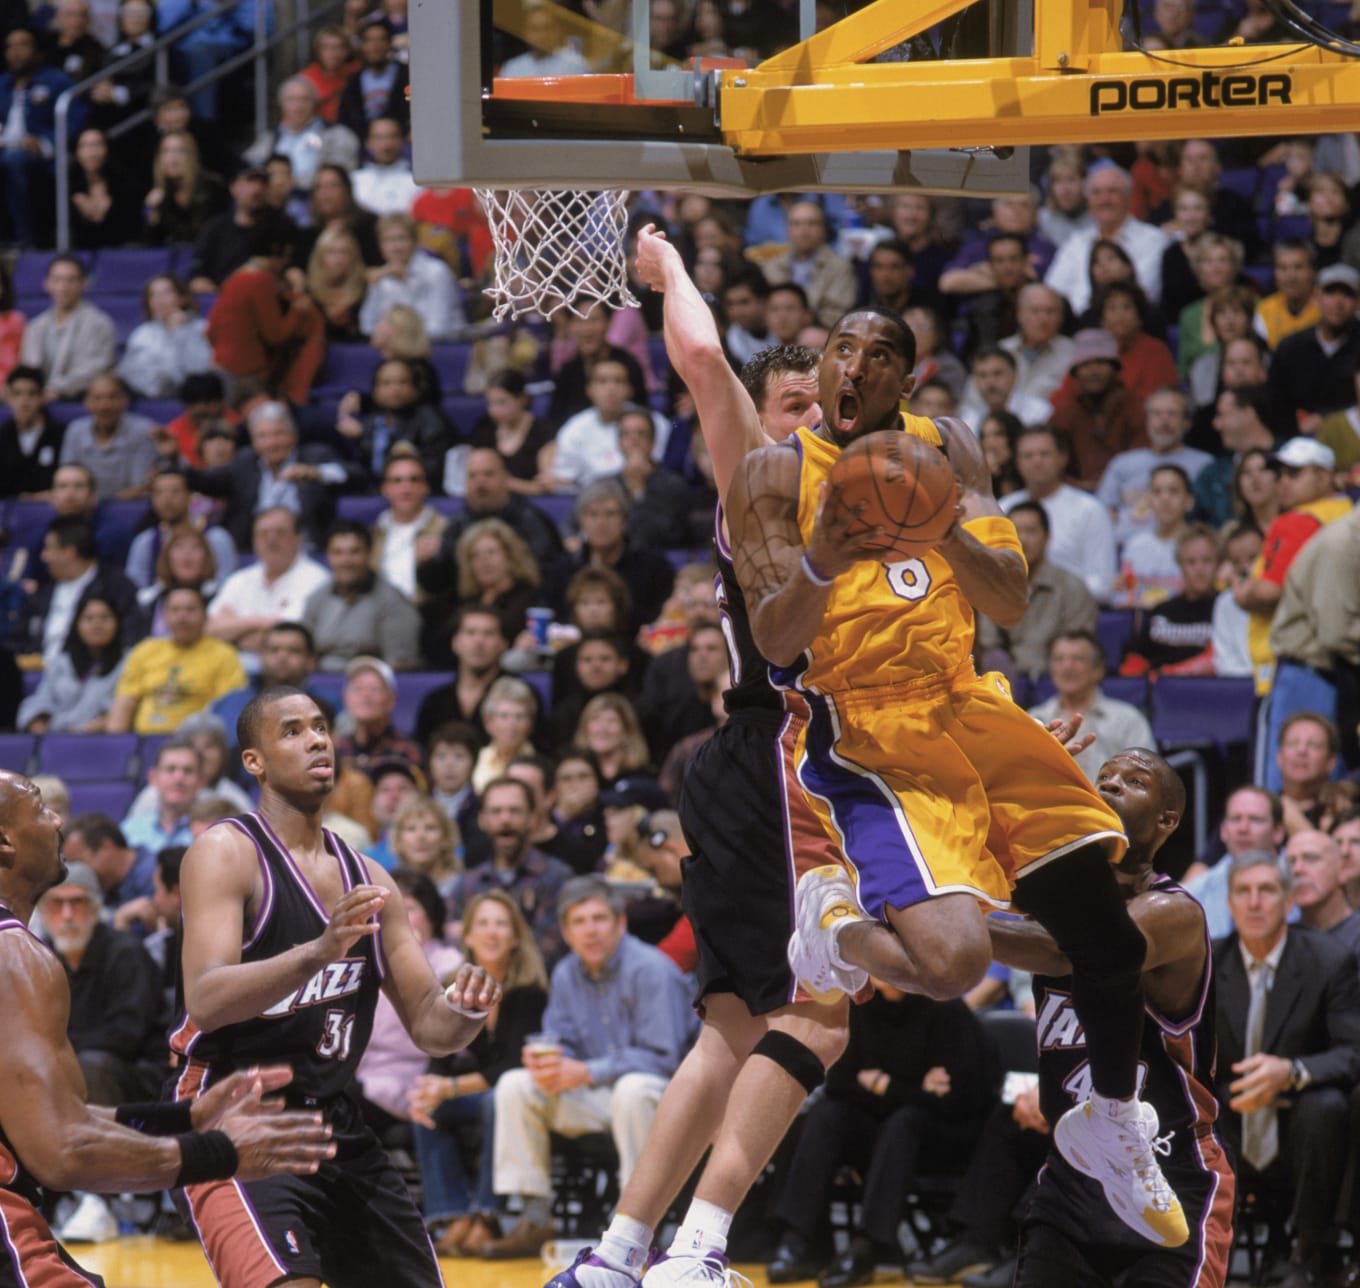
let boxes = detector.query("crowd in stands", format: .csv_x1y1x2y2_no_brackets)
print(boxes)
4,0,1360,1281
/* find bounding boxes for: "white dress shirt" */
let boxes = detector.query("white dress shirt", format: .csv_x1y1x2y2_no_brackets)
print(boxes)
358,252,464,341
1003,484,1118,601
1043,217,1171,312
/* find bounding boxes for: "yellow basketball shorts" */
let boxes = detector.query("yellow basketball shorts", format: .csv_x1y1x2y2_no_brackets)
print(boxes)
792,665,1127,918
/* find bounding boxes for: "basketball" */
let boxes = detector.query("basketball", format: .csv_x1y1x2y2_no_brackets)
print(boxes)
827,430,960,560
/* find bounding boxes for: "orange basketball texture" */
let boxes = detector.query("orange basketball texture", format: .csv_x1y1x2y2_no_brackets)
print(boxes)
828,430,960,560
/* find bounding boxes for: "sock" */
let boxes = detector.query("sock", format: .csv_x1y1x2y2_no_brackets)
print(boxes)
669,1198,733,1257
1092,1092,1137,1121
598,1215,653,1272
522,1195,553,1226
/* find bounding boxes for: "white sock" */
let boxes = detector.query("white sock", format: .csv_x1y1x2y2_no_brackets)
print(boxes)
1092,1092,1137,1120
598,1215,653,1273
669,1198,733,1257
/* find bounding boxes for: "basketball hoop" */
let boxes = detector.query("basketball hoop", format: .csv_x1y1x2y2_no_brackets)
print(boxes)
475,188,639,321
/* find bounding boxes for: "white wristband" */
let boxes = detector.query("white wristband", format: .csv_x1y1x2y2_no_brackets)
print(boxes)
801,552,835,587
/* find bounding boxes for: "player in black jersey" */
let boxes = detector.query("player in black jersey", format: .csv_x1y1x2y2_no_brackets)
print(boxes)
0,769,334,1288
541,226,854,1288
173,687,500,1288
989,748,1235,1288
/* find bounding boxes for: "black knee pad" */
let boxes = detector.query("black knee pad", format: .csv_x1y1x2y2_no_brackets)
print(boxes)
751,1030,826,1095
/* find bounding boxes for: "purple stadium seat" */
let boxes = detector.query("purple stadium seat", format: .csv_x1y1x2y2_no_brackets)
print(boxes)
315,343,382,394
44,401,85,425
90,294,146,345
12,250,92,296
336,496,388,526
1096,609,1135,671
430,344,471,394
1242,265,1275,295
1273,214,1311,242
89,248,173,294
1030,675,1148,709
37,733,140,781
1148,676,1256,754
97,501,152,557
522,670,551,711
16,296,47,319
530,494,575,529
132,399,185,425
442,395,485,436
138,733,170,770
67,779,138,820
392,672,459,738
1219,167,1258,203
665,548,698,571
3,500,56,553
429,497,467,521
647,335,668,378
1256,165,1286,213
0,734,37,773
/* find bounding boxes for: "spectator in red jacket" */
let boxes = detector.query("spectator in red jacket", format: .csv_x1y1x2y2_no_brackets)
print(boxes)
206,212,325,406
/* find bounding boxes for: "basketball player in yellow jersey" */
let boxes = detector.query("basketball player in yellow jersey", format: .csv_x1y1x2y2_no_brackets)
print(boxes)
727,307,1189,1250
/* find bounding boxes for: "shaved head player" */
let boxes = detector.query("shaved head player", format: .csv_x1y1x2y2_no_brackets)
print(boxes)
0,769,334,1287
172,687,500,1287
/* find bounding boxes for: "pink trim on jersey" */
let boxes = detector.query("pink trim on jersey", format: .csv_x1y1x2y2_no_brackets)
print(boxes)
218,818,277,952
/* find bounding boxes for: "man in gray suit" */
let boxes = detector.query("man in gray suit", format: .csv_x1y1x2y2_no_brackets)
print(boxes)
1213,851,1360,1287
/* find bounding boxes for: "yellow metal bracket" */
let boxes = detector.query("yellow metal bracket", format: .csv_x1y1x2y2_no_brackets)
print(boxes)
718,0,1360,154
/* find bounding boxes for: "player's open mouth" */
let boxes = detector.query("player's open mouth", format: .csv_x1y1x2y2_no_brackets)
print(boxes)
834,391,860,435
308,759,333,776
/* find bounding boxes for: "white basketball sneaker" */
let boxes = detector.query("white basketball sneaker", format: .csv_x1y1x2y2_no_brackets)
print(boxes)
786,864,870,1003
57,1192,118,1244
1054,1096,1188,1247
643,1251,752,1288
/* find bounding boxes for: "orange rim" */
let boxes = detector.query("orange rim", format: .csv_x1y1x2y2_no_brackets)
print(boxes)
490,73,691,106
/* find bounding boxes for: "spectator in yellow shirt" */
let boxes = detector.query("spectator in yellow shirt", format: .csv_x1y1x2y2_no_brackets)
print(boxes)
1254,240,1320,350
107,585,246,734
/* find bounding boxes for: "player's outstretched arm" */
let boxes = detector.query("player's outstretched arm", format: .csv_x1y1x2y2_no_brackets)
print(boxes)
180,826,384,1032
0,938,333,1190
365,861,502,1056
633,223,769,499
729,445,886,667
934,417,1028,628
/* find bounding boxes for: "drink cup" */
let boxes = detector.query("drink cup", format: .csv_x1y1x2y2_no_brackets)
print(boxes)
526,607,554,650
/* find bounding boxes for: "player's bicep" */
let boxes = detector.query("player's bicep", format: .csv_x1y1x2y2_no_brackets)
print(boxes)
0,945,96,1181
727,447,804,605
695,372,772,501
179,827,257,1001
1129,891,1206,973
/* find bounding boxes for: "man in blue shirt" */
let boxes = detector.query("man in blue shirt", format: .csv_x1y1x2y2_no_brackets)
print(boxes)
484,875,695,1260
120,735,201,877
61,812,155,918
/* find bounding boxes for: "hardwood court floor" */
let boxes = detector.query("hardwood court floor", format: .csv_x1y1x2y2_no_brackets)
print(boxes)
72,1238,1261,1288
74,1240,951,1288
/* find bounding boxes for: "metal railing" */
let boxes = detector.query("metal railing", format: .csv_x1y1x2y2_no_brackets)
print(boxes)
53,0,342,251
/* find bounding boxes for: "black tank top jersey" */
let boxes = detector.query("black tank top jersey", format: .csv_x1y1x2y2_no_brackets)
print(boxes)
1033,877,1220,1155
714,504,781,715
170,814,385,1108
0,909,46,1207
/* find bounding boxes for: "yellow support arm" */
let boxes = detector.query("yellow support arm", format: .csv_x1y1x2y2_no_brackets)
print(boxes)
719,0,1360,154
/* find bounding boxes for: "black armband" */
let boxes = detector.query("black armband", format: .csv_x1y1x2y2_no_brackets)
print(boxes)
115,1100,194,1136
174,1130,239,1186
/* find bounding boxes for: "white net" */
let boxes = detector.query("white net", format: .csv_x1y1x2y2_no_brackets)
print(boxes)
475,188,639,322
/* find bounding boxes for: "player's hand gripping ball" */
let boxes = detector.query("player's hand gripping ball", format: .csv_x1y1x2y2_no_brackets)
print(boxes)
828,430,961,560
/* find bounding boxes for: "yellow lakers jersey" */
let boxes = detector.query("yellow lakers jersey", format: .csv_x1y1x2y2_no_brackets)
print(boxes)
772,419,1024,697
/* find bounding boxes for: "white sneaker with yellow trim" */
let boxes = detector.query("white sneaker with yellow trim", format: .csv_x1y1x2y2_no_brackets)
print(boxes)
1054,1096,1189,1247
786,864,870,1003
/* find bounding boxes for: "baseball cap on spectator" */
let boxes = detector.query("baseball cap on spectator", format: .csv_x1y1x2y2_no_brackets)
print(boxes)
1317,263,1360,294
1068,328,1121,373
1268,438,1336,471
599,777,670,812
346,655,397,696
